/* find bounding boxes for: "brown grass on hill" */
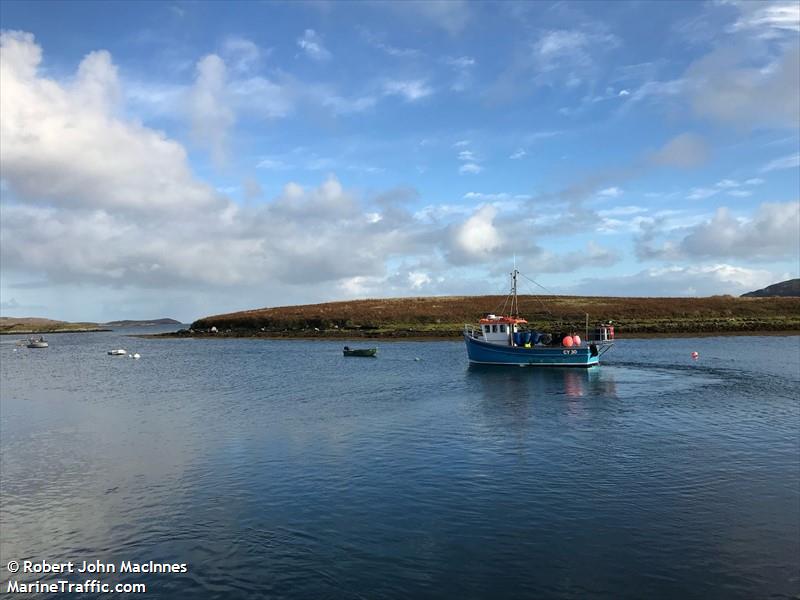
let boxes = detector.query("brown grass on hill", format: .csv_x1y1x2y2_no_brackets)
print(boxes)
191,295,800,335
0,316,103,334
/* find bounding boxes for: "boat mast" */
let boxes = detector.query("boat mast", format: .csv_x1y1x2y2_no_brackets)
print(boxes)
511,268,519,318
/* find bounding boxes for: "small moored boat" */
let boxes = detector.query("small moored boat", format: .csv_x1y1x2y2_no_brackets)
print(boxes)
464,269,614,367
108,349,127,356
343,346,377,357
26,337,49,349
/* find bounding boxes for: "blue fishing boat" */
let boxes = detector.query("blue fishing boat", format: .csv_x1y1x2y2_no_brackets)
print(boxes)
464,269,614,367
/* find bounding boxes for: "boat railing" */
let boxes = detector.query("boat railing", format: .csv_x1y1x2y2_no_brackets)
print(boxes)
464,324,482,339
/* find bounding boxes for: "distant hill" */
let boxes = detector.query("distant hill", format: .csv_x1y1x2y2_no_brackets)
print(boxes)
103,318,182,327
0,317,106,334
741,279,800,298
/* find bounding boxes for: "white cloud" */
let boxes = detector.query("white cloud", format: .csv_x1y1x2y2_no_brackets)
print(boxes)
533,29,619,73
687,187,719,200
761,152,800,172
715,179,738,189
256,157,290,170
459,163,482,175
598,187,623,198
510,149,526,159
453,139,471,147
189,54,235,163
687,177,770,200
728,1,800,38
452,205,501,260
383,79,432,102
598,205,647,217
0,32,442,292
408,271,432,289
360,29,421,58
457,150,475,161
443,56,475,68
221,36,263,73
638,202,800,260
463,192,528,204
0,31,223,214
297,29,331,61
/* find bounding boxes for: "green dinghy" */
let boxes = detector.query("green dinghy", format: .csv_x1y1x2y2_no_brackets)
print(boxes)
343,346,377,357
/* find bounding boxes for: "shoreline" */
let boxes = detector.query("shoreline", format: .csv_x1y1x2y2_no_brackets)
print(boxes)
145,329,800,341
0,328,111,335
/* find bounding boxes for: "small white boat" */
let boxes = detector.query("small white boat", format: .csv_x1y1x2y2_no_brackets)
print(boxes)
108,348,127,355
26,337,49,349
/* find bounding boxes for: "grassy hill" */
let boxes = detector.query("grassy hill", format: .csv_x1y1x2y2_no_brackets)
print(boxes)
182,295,800,338
0,317,108,334
741,279,800,298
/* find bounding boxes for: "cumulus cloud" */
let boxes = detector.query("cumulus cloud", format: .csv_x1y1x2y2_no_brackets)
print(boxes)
0,31,223,214
408,271,432,289
450,205,502,262
445,204,620,273
637,202,800,261
0,33,428,290
189,54,235,163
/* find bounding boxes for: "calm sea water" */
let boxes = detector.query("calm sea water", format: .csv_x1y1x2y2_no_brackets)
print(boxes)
1,329,798,599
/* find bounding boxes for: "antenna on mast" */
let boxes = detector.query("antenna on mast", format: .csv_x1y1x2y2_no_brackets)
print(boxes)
510,262,519,318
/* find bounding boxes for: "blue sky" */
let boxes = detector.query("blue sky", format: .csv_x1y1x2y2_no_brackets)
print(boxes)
0,0,798,322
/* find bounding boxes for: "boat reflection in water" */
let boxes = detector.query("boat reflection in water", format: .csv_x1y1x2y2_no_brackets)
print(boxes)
467,364,618,401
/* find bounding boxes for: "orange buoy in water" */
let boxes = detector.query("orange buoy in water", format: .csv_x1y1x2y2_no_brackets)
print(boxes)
562,336,574,347
572,335,581,346
691,351,699,359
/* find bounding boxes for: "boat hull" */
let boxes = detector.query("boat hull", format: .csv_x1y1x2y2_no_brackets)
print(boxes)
343,348,377,357
464,334,600,367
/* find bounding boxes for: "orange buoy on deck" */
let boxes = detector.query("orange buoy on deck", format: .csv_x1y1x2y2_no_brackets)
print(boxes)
562,336,574,347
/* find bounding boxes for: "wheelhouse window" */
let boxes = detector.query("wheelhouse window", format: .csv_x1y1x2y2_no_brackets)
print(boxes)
484,325,491,333
492,325,498,333
500,324,506,333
